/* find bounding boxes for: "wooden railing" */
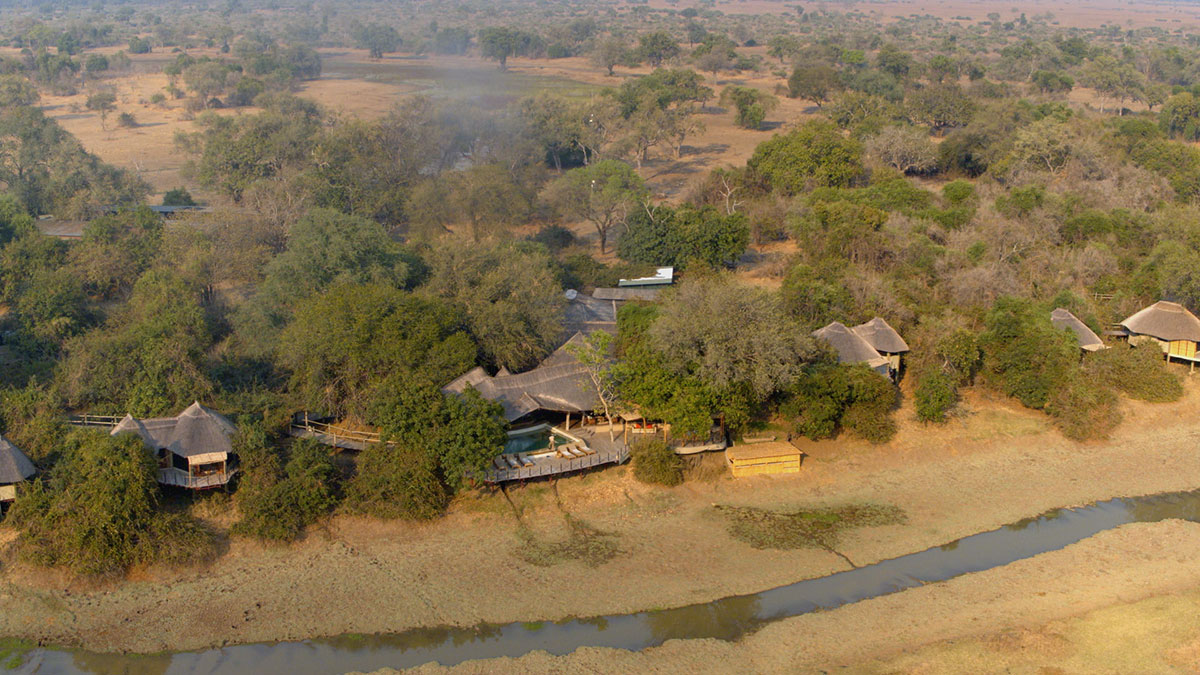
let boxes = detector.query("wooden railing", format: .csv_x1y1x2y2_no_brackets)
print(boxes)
157,467,236,490
288,413,391,451
67,414,123,428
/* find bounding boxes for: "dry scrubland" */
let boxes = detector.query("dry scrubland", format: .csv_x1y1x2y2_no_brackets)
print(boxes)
4,377,1200,656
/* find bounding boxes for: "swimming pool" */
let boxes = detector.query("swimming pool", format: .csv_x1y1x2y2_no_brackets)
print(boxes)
503,425,576,455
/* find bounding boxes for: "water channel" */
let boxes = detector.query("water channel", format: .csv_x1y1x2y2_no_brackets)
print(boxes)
10,488,1200,674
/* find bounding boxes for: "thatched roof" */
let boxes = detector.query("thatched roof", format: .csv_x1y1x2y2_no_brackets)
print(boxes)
112,402,237,459
443,333,601,421
0,436,36,484
592,287,662,302
852,317,909,354
1121,301,1200,342
813,322,891,370
1051,308,1106,352
562,290,617,340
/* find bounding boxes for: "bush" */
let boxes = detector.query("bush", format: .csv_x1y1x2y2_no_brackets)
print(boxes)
529,224,576,252
116,112,138,128
232,439,337,542
149,92,167,105
782,363,897,442
631,439,684,486
914,370,957,423
1083,344,1184,403
1046,374,1122,441
980,297,1078,409
162,187,197,206
344,445,448,520
7,432,216,576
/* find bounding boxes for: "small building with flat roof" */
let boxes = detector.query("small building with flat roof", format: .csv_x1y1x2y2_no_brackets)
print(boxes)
726,441,803,477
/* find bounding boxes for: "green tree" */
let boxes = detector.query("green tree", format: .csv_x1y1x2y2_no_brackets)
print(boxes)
787,63,842,107
651,275,818,400
979,297,1078,410
542,159,648,254
637,31,681,67
233,208,418,356
478,27,541,70
85,91,117,130
1160,92,1200,141
0,75,39,107
351,23,401,59
747,120,864,193
618,204,749,268
233,439,338,542
162,187,196,206
446,164,533,242
278,283,476,418
914,370,956,423
592,36,633,76
905,84,974,135
720,85,778,130
58,269,213,415
421,240,565,372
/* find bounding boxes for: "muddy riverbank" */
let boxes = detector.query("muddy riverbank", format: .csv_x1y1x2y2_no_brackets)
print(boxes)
3,388,1200,654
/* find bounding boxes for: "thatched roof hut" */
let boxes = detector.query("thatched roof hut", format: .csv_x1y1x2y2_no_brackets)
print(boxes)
562,290,617,341
443,333,601,422
1120,300,1200,364
1120,301,1200,342
112,402,238,489
1051,308,1106,352
0,437,35,483
852,318,909,355
813,322,891,376
0,436,36,502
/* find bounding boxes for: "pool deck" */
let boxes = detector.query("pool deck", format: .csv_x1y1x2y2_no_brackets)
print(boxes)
485,425,629,483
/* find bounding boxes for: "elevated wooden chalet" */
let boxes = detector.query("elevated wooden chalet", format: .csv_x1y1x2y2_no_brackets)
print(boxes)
112,402,238,489
1119,300,1200,365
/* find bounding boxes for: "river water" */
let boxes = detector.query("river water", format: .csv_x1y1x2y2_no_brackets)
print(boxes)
10,489,1200,674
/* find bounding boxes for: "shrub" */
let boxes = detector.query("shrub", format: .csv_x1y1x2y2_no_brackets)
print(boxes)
344,445,448,520
631,439,684,486
149,92,167,105
783,363,897,442
116,112,138,128
162,187,197,206
529,224,576,252
980,297,1078,409
1046,374,1122,441
914,370,957,423
1083,344,1184,403
942,179,975,204
232,439,337,542
7,431,216,576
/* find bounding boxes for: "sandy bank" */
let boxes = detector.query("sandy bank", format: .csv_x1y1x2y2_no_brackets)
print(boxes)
367,519,1200,673
3,387,1200,653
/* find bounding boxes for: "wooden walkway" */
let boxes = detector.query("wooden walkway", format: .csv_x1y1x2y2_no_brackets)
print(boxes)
67,414,122,428
287,413,390,451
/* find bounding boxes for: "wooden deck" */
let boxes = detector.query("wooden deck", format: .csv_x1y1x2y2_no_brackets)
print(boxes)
157,467,237,489
484,426,629,483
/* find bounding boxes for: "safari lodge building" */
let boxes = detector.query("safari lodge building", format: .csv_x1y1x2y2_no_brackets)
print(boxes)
111,402,239,490
0,436,36,504
1119,300,1200,366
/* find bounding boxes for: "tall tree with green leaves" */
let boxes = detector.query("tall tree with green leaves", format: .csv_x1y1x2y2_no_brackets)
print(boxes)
542,159,648,253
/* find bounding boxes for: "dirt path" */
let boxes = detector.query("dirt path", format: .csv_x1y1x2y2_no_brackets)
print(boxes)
383,519,1200,674
4,382,1200,653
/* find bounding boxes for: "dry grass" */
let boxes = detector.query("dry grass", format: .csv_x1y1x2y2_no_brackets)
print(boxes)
717,503,906,551
512,514,623,568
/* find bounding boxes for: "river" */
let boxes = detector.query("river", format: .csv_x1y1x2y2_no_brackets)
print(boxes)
9,488,1200,674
